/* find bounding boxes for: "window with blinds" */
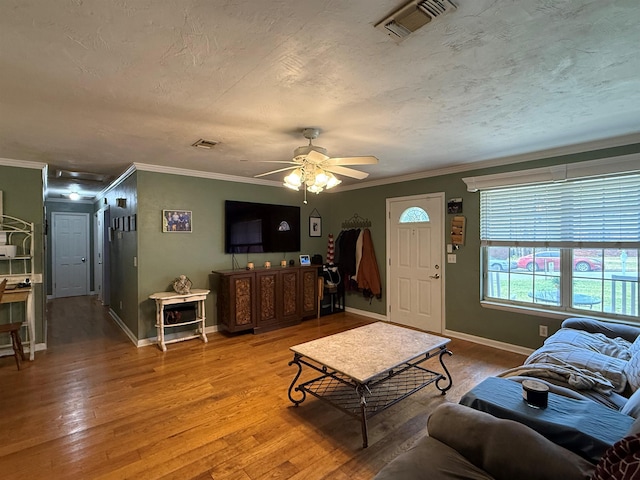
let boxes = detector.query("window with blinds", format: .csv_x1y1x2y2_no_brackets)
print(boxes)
480,173,640,247
480,172,640,321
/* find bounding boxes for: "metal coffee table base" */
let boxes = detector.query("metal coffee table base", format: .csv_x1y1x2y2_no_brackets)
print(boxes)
288,347,453,448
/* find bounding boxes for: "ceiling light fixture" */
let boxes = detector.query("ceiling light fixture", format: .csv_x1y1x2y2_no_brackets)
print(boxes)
69,192,80,201
255,127,378,204
283,163,342,194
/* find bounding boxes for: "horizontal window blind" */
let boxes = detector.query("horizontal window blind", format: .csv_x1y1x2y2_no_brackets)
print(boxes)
480,173,640,247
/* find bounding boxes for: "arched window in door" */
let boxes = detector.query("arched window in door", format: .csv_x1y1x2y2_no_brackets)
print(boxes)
399,207,430,223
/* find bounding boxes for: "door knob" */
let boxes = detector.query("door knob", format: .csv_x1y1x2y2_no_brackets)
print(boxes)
429,273,440,279
81,257,86,263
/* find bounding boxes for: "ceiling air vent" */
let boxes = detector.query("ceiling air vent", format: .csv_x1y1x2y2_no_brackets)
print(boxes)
375,0,456,42
192,139,219,149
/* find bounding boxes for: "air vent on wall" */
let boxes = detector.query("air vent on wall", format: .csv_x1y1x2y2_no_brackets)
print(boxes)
192,139,219,149
375,0,456,42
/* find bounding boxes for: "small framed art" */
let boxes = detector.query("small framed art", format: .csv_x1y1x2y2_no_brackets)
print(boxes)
309,213,322,237
163,210,192,232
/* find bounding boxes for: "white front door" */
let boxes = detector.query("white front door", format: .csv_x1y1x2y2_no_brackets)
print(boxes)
53,212,90,298
387,194,444,333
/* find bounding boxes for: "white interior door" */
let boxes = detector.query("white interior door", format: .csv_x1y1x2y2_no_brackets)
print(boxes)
387,194,444,333
53,212,90,298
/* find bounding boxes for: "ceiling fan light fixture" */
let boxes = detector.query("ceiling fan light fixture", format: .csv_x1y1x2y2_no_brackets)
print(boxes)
307,184,323,194
283,182,299,191
284,169,303,187
315,170,330,186
325,173,341,189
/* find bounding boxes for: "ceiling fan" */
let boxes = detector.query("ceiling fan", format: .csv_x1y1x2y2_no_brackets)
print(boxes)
254,128,378,196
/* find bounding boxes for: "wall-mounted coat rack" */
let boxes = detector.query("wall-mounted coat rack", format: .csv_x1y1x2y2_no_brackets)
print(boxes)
342,213,371,229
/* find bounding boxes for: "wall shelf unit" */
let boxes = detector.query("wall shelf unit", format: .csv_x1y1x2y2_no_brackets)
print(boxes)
0,214,36,360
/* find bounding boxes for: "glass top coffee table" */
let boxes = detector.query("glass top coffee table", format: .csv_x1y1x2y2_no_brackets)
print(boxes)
287,322,453,447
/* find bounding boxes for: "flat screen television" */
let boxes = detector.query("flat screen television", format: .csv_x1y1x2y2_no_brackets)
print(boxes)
224,200,301,254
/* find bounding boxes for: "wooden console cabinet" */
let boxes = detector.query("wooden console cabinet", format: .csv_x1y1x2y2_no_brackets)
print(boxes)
213,266,317,333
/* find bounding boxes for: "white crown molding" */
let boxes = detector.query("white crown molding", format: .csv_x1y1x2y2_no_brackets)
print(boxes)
132,162,281,187
335,131,640,192
92,131,640,197
97,164,137,199
0,157,47,170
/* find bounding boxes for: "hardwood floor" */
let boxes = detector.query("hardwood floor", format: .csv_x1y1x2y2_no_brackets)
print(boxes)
0,296,525,479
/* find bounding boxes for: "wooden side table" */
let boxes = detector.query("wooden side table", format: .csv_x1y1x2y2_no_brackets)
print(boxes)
0,287,35,361
149,289,210,352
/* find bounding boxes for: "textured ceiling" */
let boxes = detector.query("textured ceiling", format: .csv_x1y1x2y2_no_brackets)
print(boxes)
1,0,639,199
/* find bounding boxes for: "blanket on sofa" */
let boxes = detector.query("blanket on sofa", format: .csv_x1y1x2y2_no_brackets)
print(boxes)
499,360,615,394
524,328,631,393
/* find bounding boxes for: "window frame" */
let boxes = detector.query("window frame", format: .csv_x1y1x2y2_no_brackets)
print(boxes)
473,159,640,323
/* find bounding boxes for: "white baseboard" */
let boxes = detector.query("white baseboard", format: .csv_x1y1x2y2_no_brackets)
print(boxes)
109,309,139,346
344,307,388,322
443,328,534,356
341,307,533,356
108,309,220,348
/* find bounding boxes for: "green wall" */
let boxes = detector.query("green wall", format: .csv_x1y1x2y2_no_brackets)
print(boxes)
102,174,139,337
133,171,331,339
317,142,640,349
0,165,45,344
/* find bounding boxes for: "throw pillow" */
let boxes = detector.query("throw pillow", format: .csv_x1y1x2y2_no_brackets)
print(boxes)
630,335,640,357
591,433,640,480
624,351,640,392
621,388,640,418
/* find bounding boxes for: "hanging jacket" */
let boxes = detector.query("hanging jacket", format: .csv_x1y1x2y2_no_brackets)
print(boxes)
356,228,382,299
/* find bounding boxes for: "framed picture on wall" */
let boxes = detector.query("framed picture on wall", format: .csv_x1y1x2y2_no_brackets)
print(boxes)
309,215,321,237
162,210,192,233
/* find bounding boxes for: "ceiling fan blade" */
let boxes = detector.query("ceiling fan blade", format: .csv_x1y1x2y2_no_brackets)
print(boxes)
326,156,379,166
324,165,370,180
245,160,297,164
305,149,330,163
254,166,297,178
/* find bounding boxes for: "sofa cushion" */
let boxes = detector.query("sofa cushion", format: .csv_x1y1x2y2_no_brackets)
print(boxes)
624,350,640,392
630,335,640,357
543,328,632,360
428,403,594,480
621,387,640,418
373,434,493,480
561,318,640,344
591,433,640,480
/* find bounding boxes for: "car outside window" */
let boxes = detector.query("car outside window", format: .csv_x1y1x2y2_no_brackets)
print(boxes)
484,247,638,320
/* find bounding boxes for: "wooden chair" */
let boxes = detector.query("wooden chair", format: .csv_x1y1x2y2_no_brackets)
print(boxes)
0,279,26,370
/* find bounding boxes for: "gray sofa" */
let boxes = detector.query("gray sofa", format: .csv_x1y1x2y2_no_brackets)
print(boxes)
374,402,601,480
375,318,640,479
